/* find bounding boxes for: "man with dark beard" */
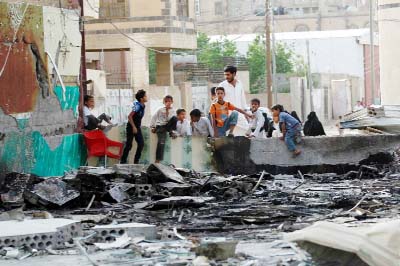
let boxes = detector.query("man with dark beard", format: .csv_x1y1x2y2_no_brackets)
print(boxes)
218,66,249,134
303,112,326,136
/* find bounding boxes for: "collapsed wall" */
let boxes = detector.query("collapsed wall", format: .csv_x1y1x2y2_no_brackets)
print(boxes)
214,135,400,174
0,2,86,176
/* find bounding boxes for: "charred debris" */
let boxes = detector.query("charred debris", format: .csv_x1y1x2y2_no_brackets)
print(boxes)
0,160,399,265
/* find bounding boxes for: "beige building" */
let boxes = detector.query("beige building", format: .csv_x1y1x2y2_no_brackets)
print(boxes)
85,0,197,90
378,0,400,105
196,0,375,34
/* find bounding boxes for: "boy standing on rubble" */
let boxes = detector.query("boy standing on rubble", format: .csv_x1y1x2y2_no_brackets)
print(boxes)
150,95,178,163
272,104,302,157
246,98,266,139
210,87,252,137
121,90,147,164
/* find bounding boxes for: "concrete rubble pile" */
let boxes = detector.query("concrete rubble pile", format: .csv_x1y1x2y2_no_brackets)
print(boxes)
0,162,399,265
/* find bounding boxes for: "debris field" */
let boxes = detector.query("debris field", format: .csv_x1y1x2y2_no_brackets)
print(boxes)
0,161,399,265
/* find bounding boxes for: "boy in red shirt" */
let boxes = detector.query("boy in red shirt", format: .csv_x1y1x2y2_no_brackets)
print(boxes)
209,87,252,137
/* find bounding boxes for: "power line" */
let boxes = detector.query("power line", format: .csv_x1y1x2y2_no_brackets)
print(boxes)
84,0,190,55
84,0,242,57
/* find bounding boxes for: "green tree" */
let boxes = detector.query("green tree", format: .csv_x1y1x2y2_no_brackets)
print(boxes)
196,32,238,70
275,43,294,74
148,50,156,84
246,35,301,93
247,36,266,93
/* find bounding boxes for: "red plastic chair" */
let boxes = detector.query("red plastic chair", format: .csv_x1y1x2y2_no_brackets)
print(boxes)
83,130,123,165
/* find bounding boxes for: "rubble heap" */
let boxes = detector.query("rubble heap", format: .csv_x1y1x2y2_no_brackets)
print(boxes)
0,162,399,265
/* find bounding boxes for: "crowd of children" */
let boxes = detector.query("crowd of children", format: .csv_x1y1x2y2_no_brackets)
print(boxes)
83,66,328,164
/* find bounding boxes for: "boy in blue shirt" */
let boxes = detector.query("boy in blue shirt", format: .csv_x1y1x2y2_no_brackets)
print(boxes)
271,104,302,157
121,90,147,164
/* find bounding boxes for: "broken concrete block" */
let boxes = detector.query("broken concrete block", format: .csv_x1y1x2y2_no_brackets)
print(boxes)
25,178,80,207
358,165,383,179
107,183,135,203
0,219,82,250
145,196,215,210
94,234,132,250
113,164,145,175
65,171,108,206
0,207,24,221
0,173,35,208
157,182,192,196
136,184,153,197
92,222,157,242
174,168,192,177
81,166,115,176
147,163,185,184
194,238,238,261
160,229,177,241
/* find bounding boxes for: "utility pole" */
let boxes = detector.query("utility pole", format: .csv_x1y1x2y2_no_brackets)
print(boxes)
78,0,87,131
369,0,375,105
271,0,277,105
265,0,272,107
306,40,314,112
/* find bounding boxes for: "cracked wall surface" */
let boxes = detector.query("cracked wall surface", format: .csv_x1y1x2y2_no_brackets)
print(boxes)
0,2,85,176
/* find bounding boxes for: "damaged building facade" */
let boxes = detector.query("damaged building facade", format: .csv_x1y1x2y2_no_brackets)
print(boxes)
0,1,86,176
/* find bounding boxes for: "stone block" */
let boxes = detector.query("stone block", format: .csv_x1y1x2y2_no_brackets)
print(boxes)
0,219,82,250
113,164,146,175
92,222,157,242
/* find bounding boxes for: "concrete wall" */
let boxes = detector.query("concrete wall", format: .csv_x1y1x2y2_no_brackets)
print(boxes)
378,0,400,105
216,31,367,79
245,93,292,111
290,74,361,122
363,44,381,105
100,126,212,171
0,3,86,176
214,134,400,174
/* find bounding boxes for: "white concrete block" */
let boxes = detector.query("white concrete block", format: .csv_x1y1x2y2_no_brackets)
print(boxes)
93,222,157,241
0,219,82,250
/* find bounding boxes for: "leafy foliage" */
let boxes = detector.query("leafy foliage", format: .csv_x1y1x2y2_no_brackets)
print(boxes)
149,50,156,84
246,35,304,93
197,32,238,70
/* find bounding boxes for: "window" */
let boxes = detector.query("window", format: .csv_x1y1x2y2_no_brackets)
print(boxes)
215,1,223,15
195,0,200,16
177,0,189,17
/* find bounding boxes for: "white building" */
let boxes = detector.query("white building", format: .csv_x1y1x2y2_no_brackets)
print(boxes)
209,29,370,79
378,0,400,105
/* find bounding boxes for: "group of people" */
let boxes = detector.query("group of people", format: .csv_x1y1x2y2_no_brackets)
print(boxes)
83,65,327,163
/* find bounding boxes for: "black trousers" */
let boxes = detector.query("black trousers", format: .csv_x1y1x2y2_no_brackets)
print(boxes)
121,124,144,164
85,113,111,130
155,116,177,161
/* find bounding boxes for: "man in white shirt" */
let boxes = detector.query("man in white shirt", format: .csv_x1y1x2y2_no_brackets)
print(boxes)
246,98,266,138
218,66,249,134
175,109,191,137
190,109,214,137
